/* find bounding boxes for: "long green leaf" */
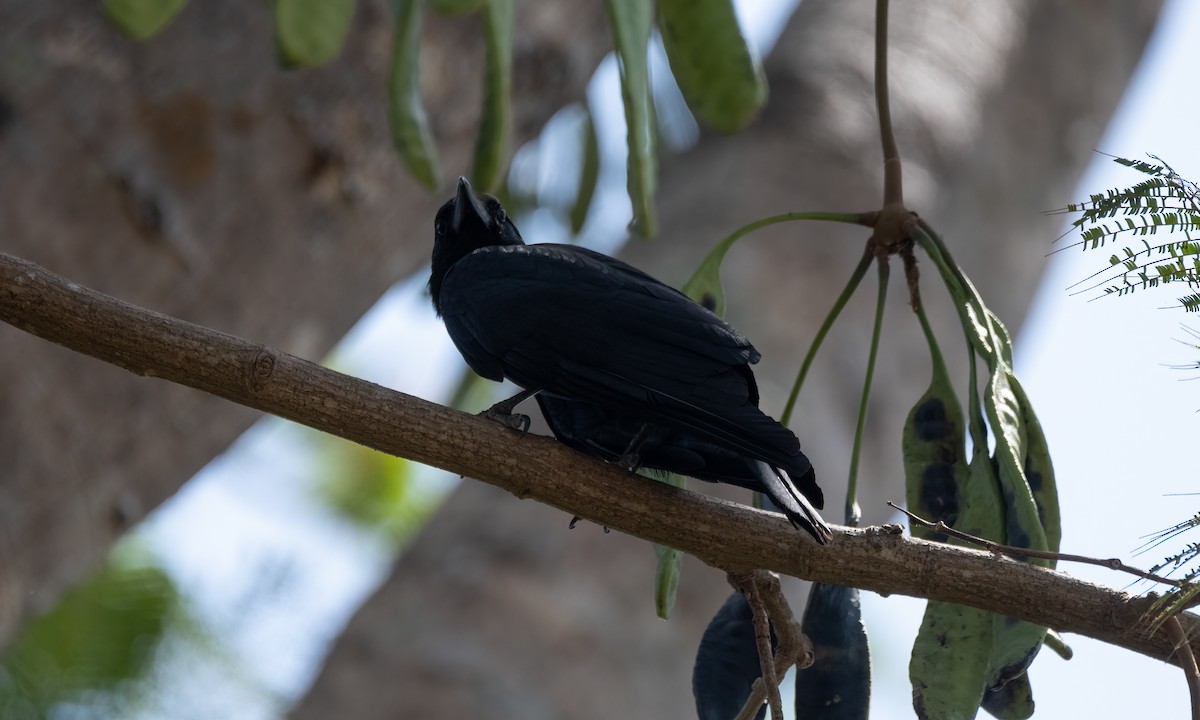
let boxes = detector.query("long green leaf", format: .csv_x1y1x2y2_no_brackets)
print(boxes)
570,109,601,234
657,0,766,132
471,0,514,191
604,0,657,236
387,0,441,190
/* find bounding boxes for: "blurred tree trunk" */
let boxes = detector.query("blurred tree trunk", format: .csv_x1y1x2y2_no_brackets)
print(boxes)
0,0,610,647
291,1,1161,718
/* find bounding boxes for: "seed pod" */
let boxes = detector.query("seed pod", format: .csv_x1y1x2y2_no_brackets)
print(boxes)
387,0,441,190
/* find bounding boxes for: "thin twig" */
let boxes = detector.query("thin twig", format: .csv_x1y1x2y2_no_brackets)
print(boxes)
733,572,784,720
1167,616,1200,720
731,571,812,720
890,501,1186,587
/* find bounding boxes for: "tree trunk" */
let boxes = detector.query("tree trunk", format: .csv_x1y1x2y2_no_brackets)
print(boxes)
0,0,610,647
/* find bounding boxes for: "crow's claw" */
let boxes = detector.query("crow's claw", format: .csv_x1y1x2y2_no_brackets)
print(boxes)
567,515,610,534
480,406,530,433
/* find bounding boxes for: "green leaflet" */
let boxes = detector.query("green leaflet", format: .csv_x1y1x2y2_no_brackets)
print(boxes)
604,0,657,236
272,0,356,68
471,0,514,192
387,0,441,191
657,0,767,133
570,109,601,235
103,0,188,40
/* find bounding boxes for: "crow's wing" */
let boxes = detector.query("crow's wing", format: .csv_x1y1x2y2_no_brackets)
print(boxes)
439,243,805,469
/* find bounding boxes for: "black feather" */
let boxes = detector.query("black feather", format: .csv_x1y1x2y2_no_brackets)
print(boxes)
431,178,831,543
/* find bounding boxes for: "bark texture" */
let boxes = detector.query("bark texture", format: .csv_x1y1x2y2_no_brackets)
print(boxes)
0,0,608,644
293,1,1163,718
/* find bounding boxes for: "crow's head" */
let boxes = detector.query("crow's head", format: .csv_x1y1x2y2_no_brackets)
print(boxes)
430,177,524,311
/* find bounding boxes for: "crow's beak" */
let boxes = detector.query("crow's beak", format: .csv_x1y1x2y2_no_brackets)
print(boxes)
452,176,488,234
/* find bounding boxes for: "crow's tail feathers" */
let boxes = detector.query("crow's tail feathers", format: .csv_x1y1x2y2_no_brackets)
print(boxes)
754,461,833,545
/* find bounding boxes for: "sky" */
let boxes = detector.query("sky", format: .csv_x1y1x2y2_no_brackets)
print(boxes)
126,1,1200,718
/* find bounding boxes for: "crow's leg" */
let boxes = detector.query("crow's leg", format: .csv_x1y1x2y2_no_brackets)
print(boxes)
480,388,538,433
616,424,651,471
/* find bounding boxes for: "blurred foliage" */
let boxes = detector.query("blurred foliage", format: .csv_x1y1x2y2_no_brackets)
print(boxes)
311,430,441,544
0,545,182,717
103,0,188,40
271,0,357,68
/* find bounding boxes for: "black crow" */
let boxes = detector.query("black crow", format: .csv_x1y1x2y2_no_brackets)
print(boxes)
430,177,831,544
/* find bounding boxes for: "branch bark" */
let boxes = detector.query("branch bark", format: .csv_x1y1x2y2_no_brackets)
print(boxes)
2,249,1196,667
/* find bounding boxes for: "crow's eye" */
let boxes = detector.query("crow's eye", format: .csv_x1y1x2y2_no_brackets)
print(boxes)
495,206,507,224
435,220,446,236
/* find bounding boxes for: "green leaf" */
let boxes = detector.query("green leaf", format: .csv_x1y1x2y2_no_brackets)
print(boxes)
2,558,179,709
272,0,356,68
388,0,441,190
657,0,767,133
103,0,188,40
471,0,514,192
570,109,601,234
604,0,657,236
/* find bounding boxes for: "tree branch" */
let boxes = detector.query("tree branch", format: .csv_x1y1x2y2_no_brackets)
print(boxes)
2,250,1198,666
